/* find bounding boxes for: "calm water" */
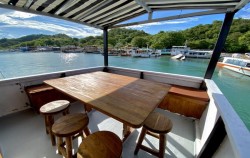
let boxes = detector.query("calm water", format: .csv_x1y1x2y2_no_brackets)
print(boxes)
0,52,249,130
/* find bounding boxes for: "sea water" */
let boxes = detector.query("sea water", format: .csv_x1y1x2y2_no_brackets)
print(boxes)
0,52,249,130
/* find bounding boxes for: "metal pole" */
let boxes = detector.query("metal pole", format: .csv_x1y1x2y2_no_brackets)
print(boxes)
204,12,235,79
103,27,108,67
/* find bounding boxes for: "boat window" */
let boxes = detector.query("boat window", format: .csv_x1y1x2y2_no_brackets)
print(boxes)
239,61,246,67
225,59,233,64
246,63,250,68
233,60,241,66
218,57,224,62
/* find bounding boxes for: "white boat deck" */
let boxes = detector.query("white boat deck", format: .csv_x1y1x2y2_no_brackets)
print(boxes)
0,101,195,158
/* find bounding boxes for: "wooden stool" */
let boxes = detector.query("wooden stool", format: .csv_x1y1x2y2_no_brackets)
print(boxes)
52,113,91,158
40,100,70,146
77,131,122,158
134,111,173,158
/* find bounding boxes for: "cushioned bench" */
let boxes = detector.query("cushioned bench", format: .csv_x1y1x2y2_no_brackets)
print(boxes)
159,85,209,119
25,84,76,113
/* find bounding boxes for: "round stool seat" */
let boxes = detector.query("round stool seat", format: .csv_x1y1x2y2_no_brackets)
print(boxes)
144,111,172,134
77,131,122,158
40,100,70,114
52,113,89,137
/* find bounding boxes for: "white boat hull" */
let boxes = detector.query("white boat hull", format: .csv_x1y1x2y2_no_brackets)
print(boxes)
224,66,250,76
217,57,250,77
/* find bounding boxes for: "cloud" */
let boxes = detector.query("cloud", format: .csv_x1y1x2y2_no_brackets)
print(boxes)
125,18,199,29
9,11,38,19
0,10,102,38
236,3,250,19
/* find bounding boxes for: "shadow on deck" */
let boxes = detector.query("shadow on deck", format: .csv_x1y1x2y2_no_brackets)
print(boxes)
0,101,195,158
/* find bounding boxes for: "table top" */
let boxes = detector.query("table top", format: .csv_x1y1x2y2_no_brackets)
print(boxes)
44,71,171,128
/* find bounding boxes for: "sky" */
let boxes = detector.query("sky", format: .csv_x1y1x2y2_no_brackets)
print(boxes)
0,3,249,39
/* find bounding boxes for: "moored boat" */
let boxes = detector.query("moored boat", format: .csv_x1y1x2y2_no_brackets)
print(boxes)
217,57,250,76
171,46,212,58
171,53,184,59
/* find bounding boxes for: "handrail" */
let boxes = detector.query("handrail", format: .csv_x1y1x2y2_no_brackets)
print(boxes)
205,79,250,158
0,71,5,79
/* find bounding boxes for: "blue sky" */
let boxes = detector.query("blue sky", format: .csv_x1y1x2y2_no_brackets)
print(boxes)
0,3,249,39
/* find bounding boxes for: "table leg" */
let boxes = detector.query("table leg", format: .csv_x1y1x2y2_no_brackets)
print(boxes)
122,124,134,142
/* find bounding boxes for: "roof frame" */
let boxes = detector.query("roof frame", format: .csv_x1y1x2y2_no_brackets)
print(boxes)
24,0,33,8
111,9,229,28
0,2,103,29
0,0,248,29
134,0,153,20
55,0,79,15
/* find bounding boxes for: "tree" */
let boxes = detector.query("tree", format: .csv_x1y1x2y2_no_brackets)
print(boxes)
239,31,250,51
131,37,148,48
151,32,185,49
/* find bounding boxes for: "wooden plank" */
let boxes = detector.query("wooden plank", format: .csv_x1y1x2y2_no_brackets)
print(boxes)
44,71,171,128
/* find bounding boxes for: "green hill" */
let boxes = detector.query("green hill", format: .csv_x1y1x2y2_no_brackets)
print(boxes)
0,18,250,53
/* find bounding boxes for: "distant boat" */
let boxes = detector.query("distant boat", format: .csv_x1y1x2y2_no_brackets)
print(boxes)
160,49,171,55
180,56,186,60
217,57,250,76
171,54,184,60
245,53,250,58
171,46,189,56
131,48,160,58
61,46,84,53
170,46,212,58
131,49,146,57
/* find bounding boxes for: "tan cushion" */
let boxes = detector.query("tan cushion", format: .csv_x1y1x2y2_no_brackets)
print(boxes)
169,86,209,102
40,100,69,114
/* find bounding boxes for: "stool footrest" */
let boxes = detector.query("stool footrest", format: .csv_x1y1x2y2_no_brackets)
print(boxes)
146,131,160,139
139,145,159,157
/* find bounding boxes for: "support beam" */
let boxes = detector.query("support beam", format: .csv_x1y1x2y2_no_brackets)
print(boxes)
148,12,152,20
234,0,249,11
134,0,152,12
103,27,108,67
204,11,235,79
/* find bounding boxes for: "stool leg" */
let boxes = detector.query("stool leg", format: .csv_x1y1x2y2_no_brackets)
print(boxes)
134,127,147,155
48,115,56,146
63,107,70,115
83,127,91,137
65,136,73,158
78,131,84,141
159,134,166,158
44,116,49,134
57,137,63,155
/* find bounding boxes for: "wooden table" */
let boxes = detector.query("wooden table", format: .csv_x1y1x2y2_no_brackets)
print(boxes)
44,71,171,139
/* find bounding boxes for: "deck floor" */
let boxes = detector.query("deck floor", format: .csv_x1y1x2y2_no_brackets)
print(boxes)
0,102,195,158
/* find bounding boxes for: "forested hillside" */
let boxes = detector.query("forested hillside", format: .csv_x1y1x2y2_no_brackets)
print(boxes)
1,18,250,53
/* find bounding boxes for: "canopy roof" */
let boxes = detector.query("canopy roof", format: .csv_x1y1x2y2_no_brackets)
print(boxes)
0,0,249,30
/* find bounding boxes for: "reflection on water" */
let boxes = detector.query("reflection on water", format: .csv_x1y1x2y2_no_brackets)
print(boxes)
60,53,79,64
214,67,250,130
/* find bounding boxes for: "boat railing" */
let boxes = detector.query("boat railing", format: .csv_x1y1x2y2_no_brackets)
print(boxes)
0,71,5,79
0,66,249,157
205,79,250,158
